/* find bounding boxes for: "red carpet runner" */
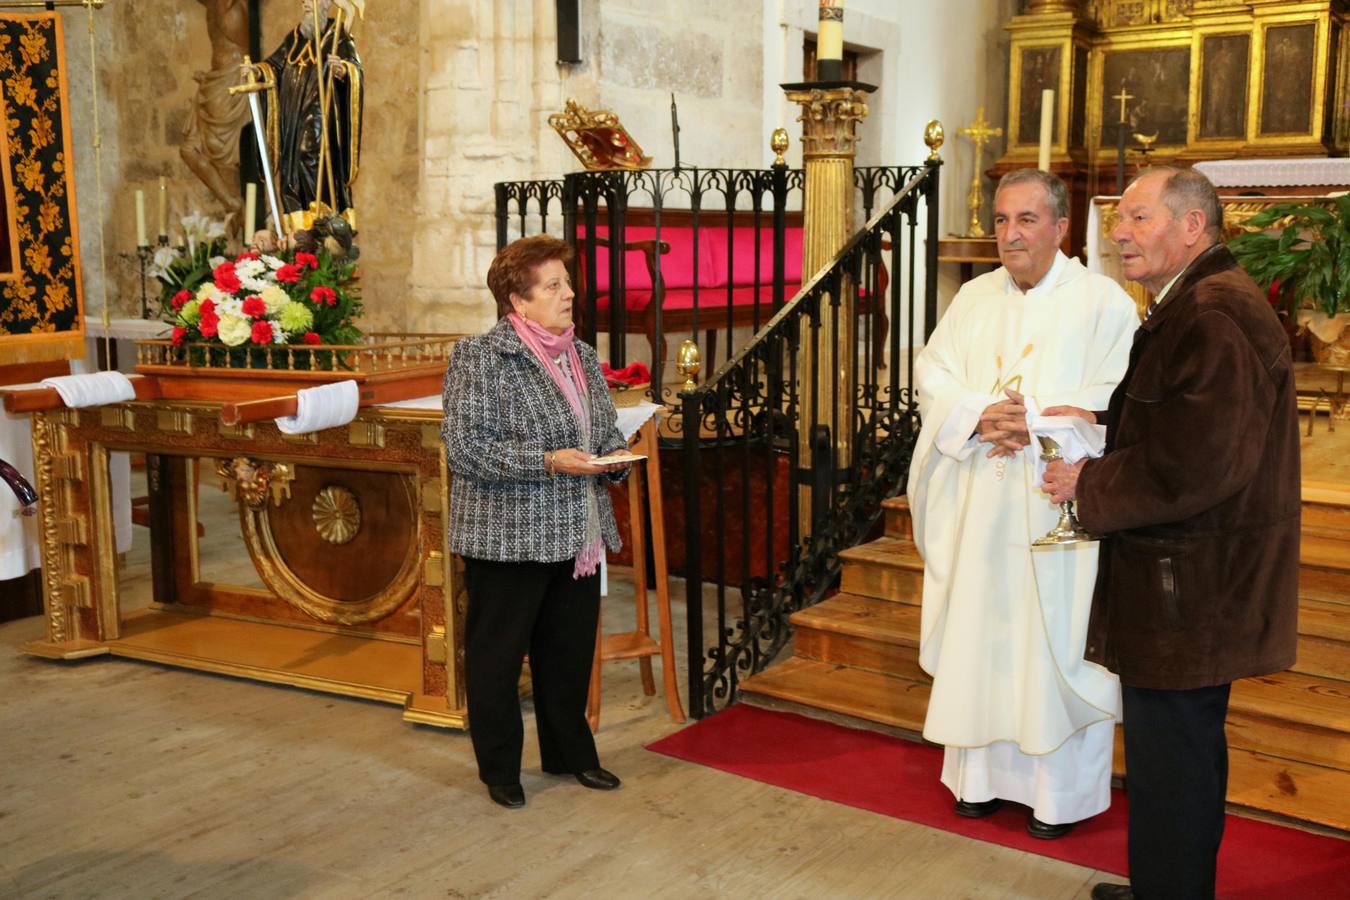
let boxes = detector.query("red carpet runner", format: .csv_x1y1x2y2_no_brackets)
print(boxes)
647,704,1349,899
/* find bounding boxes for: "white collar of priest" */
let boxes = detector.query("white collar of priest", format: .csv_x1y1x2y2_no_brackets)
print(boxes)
1004,250,1068,297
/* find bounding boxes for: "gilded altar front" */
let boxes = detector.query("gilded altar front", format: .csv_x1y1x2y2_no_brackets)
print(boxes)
17,396,467,729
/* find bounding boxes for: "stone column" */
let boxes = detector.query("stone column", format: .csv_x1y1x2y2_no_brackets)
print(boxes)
782,82,872,525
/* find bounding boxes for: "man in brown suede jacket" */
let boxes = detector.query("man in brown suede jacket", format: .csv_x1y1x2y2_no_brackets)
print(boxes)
1041,168,1300,900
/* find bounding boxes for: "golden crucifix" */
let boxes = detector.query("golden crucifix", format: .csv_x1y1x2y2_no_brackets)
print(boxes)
1113,82,1134,124
958,106,1003,238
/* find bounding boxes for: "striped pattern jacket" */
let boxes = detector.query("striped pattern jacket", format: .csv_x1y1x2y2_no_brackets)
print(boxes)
441,317,626,562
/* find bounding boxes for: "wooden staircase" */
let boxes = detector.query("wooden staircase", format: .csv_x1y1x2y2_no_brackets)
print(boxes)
739,487,1350,832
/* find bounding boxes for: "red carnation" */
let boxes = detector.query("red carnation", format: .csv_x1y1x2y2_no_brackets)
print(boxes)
199,311,219,338
302,331,322,345
241,295,267,318
234,251,259,262
275,263,301,283
251,320,274,344
310,285,336,306
171,326,187,347
171,289,191,311
212,261,241,294
198,297,216,317
295,252,319,270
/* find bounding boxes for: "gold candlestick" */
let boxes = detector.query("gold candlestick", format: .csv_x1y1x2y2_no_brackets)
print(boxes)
957,107,1002,238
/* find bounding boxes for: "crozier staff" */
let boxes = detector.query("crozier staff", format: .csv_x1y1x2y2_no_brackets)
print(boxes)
441,235,630,810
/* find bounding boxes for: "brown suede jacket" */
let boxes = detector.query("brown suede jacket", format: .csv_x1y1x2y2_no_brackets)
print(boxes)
1076,244,1300,690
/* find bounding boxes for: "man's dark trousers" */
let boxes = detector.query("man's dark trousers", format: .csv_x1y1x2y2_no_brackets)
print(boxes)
1122,683,1233,900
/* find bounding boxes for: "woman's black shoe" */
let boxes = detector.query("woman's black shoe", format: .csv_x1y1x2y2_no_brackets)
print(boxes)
954,798,1002,818
574,768,621,790
487,783,526,808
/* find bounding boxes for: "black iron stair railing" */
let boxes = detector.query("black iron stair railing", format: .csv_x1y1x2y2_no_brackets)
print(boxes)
679,158,940,718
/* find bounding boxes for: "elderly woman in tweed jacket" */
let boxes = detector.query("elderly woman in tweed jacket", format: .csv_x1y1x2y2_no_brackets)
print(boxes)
441,234,631,810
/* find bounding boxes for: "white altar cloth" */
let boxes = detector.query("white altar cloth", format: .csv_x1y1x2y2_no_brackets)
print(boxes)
1192,157,1350,188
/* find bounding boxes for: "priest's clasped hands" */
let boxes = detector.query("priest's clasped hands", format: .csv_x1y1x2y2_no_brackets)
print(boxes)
976,389,1093,503
976,388,1032,458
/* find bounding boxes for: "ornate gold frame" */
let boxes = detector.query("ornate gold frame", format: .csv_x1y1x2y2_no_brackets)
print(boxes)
548,99,652,171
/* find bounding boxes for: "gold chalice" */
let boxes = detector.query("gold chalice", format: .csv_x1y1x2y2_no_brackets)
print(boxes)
1033,436,1096,546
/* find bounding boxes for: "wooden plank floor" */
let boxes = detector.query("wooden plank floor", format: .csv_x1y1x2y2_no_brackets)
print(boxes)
0,474,1120,899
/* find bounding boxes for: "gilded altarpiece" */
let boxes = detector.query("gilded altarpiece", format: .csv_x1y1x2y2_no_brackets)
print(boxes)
997,1,1349,244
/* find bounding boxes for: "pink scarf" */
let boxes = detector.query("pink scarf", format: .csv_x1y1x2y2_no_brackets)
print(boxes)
506,312,604,579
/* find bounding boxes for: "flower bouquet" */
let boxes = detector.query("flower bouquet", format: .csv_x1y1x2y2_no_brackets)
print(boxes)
153,215,363,371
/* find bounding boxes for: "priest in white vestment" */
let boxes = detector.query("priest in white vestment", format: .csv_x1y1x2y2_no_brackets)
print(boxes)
906,170,1139,837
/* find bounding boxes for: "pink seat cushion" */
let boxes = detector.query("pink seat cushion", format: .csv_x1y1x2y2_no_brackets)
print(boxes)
580,226,720,292
592,284,802,315
706,226,804,286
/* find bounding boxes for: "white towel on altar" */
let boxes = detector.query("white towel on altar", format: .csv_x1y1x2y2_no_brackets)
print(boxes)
40,371,136,408
275,380,360,434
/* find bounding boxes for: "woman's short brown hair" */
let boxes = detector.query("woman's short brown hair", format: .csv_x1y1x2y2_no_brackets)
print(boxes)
486,235,575,319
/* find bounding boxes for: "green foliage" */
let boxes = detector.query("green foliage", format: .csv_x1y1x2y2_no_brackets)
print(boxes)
1227,195,1350,319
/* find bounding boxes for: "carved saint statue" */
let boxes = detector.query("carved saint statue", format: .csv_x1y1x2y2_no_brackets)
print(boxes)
247,0,363,233
181,0,251,220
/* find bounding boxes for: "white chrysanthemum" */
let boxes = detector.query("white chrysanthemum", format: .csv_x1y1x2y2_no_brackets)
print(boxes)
272,325,289,344
216,313,251,347
235,258,266,278
261,254,285,271
209,255,226,270
239,274,271,293
260,285,290,315
215,295,244,319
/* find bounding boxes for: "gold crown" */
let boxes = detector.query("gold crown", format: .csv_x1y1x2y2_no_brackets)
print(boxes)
549,99,652,171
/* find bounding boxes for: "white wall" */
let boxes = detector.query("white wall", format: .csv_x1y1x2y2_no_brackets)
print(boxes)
762,0,1018,338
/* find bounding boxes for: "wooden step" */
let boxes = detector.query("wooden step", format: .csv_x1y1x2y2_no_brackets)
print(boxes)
838,537,923,604
1301,481,1350,543
1295,598,1350,681
1301,535,1350,602
882,496,912,540
790,593,929,683
1228,672,1350,771
1225,748,1350,832
738,656,930,731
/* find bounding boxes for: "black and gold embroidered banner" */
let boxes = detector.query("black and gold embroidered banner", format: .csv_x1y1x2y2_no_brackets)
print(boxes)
0,13,84,366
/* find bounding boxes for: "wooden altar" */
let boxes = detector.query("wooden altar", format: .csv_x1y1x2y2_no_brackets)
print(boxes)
4,340,470,729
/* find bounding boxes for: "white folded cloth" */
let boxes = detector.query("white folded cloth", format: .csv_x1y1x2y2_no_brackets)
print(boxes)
274,380,360,434
40,371,137,407
1026,396,1106,475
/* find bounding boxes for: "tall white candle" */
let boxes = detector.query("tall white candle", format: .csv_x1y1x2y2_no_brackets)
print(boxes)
1038,89,1054,172
818,1,844,62
243,182,257,248
134,190,147,247
157,176,167,239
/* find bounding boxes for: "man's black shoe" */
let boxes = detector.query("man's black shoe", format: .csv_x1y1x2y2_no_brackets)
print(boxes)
1027,814,1075,839
953,798,1003,818
574,767,621,790
1090,884,1134,900
487,783,525,808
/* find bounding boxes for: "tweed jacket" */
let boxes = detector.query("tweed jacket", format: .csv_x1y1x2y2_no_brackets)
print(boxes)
1076,245,1301,690
441,317,627,563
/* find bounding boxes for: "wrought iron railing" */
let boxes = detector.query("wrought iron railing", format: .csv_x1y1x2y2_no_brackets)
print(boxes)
494,166,918,398
678,159,940,718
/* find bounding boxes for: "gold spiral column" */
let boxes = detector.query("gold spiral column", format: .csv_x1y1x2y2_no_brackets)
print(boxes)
782,82,873,527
